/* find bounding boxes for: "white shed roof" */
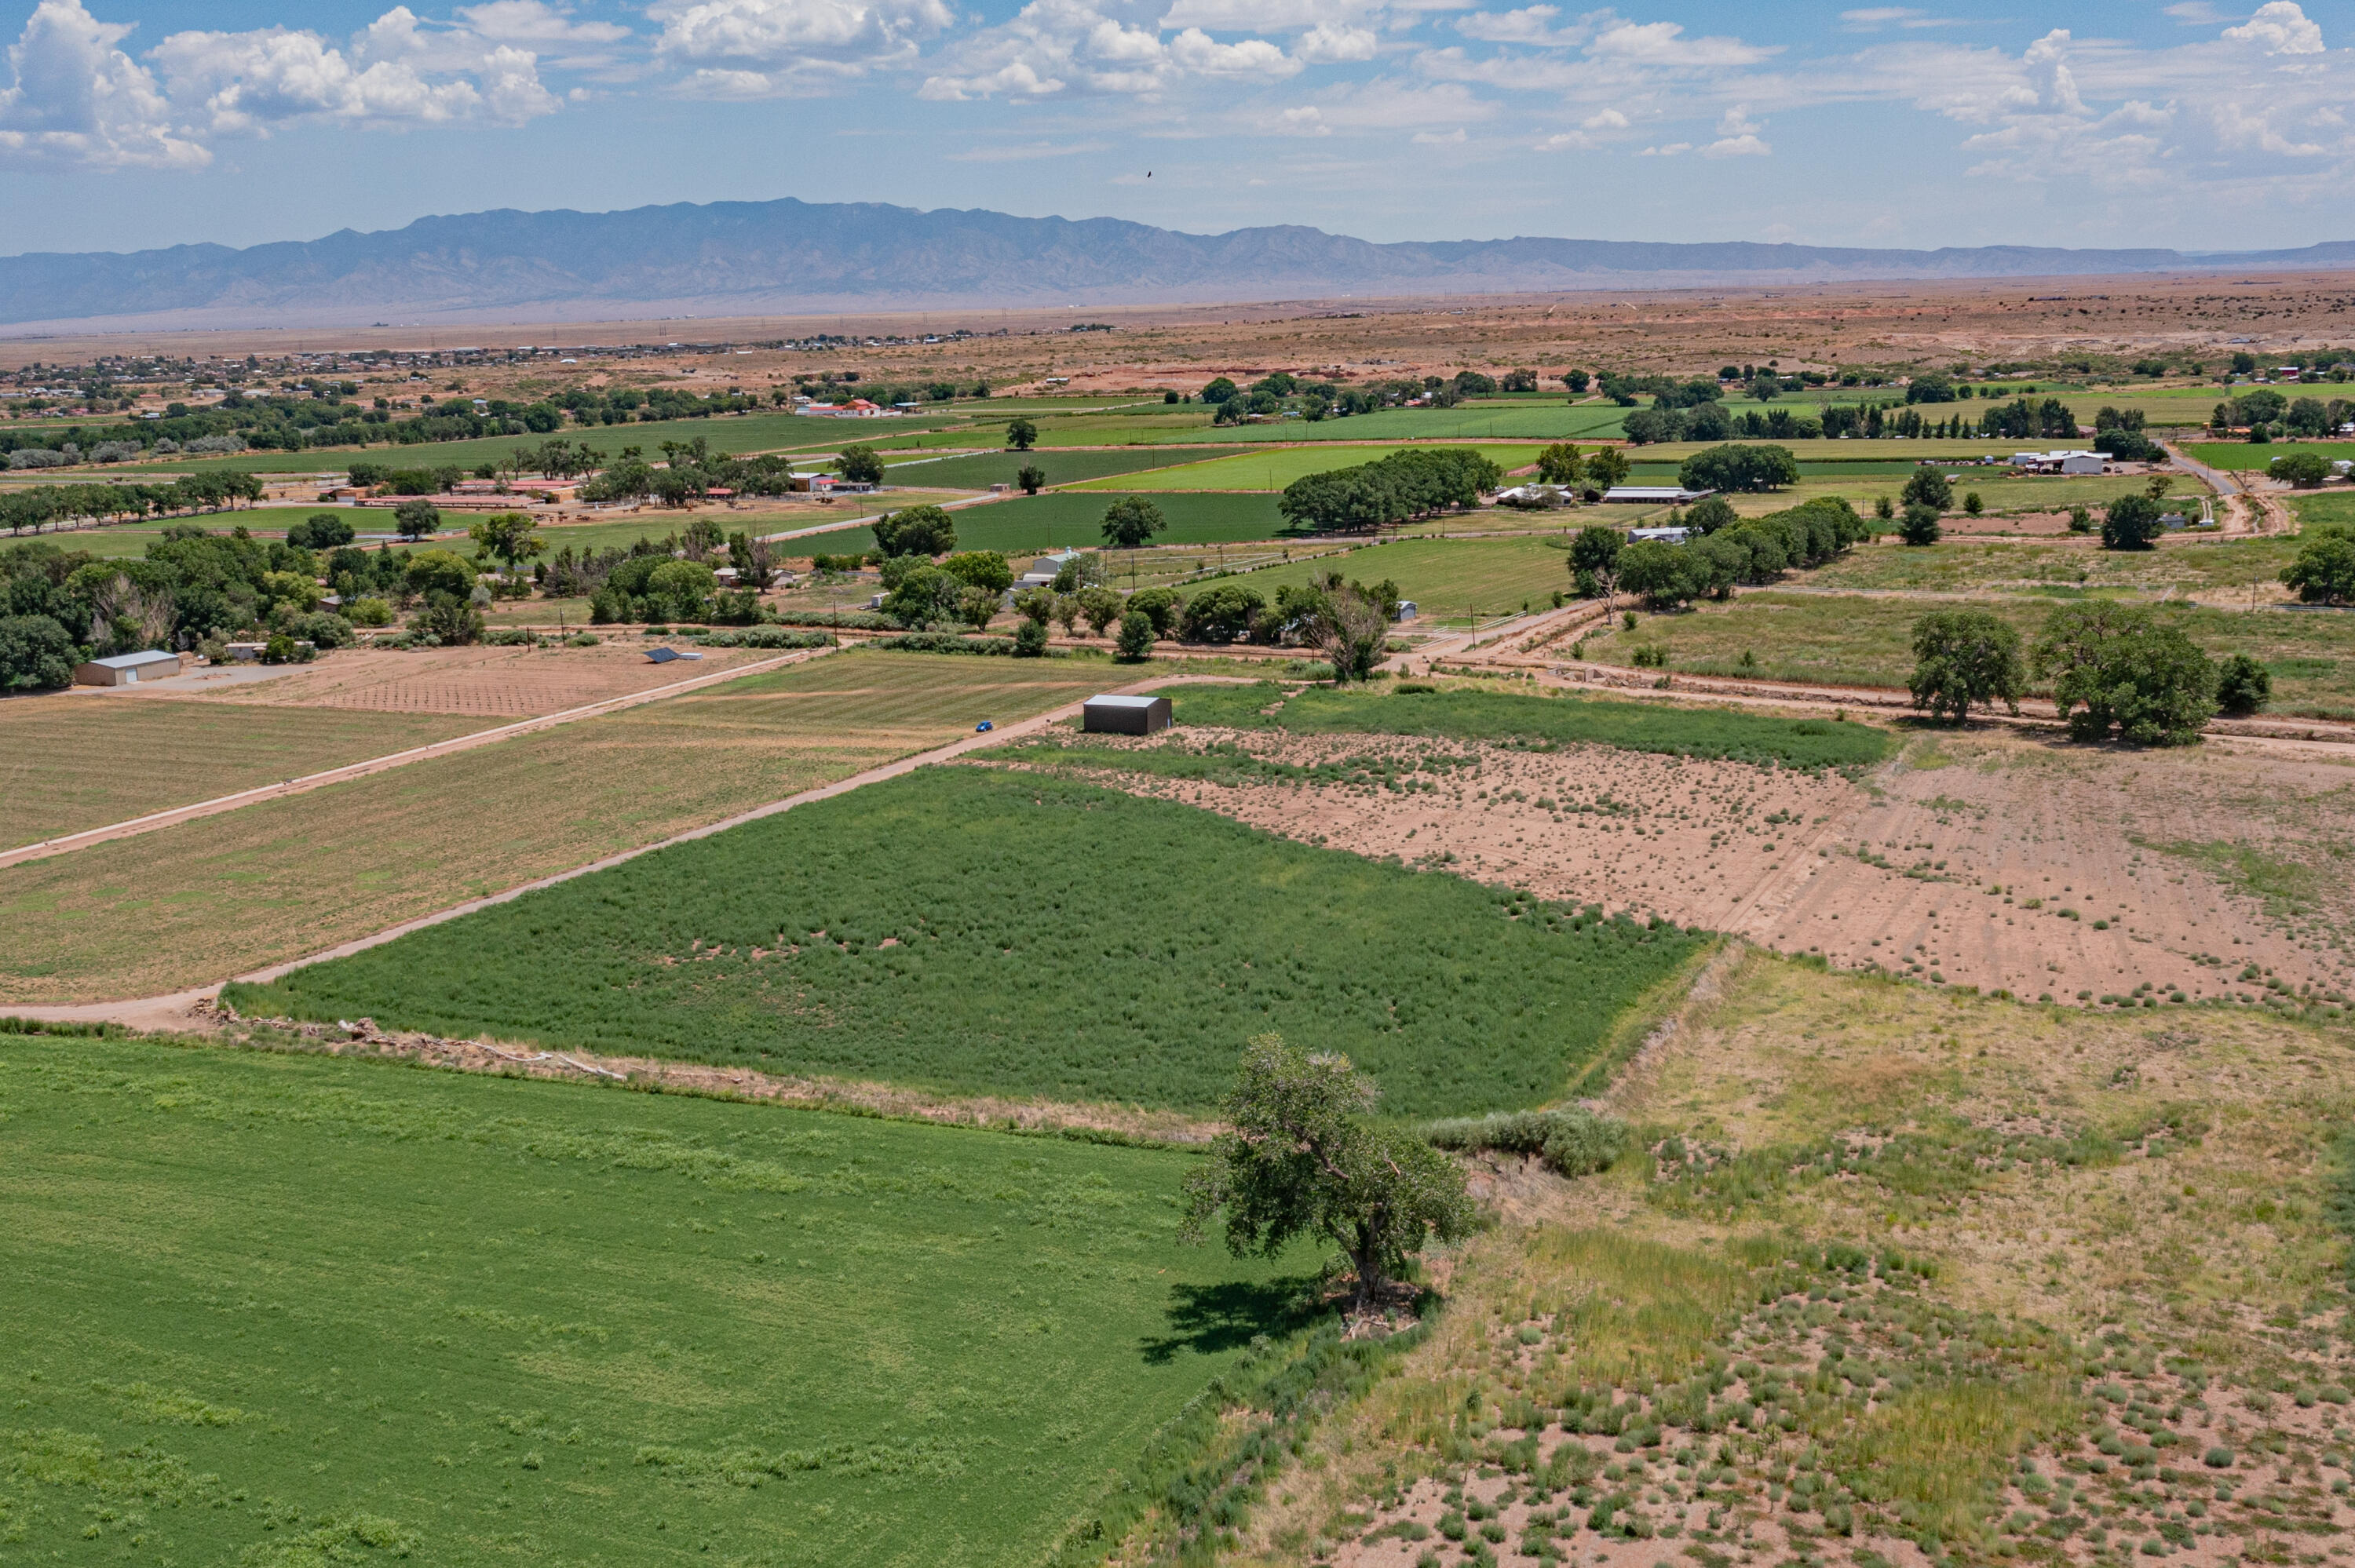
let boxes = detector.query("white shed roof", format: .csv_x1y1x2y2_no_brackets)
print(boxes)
1085,694,1163,710
1604,486,1714,503
86,650,179,670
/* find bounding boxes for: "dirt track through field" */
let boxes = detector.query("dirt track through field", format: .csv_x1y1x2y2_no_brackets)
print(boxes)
0,645,836,872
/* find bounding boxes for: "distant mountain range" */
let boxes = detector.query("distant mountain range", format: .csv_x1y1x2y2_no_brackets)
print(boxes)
2,198,2351,333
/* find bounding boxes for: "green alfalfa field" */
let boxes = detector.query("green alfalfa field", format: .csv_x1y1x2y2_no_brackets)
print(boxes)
227,767,1707,1115
0,1027,1306,1567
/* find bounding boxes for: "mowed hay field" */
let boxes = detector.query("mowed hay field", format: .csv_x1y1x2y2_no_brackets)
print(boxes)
1066,444,1548,491
195,641,791,719
228,767,1707,1116
881,445,1248,489
788,491,1291,556
1579,590,2355,717
1169,534,1581,621
1165,681,1891,769
0,651,1116,1004
2184,440,2355,472
0,1031,1292,1567
1805,536,2303,594
1101,403,1631,445
0,699,482,848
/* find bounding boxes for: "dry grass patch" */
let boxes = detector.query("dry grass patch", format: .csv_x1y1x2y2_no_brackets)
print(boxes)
1225,954,2355,1568
0,696,481,847
191,640,782,717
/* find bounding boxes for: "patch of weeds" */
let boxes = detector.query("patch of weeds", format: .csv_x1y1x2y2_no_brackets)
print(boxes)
1647,1106,2203,1221
2132,837,2323,922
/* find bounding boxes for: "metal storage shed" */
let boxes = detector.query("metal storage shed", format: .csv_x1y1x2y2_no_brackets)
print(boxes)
1083,694,1172,735
73,650,184,686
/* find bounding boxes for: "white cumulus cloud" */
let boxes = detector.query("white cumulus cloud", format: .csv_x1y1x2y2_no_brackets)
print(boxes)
0,0,203,168
2223,1,2324,56
1295,20,1378,62
922,0,1316,100
652,0,955,85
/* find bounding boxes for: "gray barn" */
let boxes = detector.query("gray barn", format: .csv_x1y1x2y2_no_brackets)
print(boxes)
1083,694,1172,735
73,650,184,686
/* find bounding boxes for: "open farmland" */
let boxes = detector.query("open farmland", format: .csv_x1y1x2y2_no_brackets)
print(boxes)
2183,441,2355,472
882,445,1248,489
2296,492,2355,528
1168,681,1889,768
1154,534,1586,624
1067,444,1546,491
108,410,959,476
227,766,1706,1116
187,639,787,717
0,1030,1294,1567
0,650,1116,1003
0,698,482,848
1653,471,2159,522
1804,536,2302,595
788,491,1292,556
3,505,384,555
998,682,2350,1005
1054,403,1629,446
1578,590,2355,717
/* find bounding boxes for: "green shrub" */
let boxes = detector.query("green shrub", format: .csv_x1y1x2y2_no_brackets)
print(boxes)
1422,1108,1630,1176
1115,610,1155,662
2215,652,2272,716
699,627,834,650
870,632,1015,655
0,613,77,691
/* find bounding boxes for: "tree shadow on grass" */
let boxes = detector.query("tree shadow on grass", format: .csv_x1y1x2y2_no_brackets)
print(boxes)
1139,1275,1324,1365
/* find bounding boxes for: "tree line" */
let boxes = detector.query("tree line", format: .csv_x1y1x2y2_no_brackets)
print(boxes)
1277,449,1504,532
0,473,267,534
1572,497,1871,610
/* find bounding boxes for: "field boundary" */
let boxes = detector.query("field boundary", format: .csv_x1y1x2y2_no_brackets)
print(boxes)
0,644,839,870
179,1012,1232,1143
7,670,1254,1031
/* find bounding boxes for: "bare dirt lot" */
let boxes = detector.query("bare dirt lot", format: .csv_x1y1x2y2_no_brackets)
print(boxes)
184,641,778,718
988,721,2355,1008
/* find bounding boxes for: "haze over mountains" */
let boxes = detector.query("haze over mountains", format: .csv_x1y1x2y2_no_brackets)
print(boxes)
2,198,2352,334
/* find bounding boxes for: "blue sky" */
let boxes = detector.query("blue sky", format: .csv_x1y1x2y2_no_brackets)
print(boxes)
0,0,2347,256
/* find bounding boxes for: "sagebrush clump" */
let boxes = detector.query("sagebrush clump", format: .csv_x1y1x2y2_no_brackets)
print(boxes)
1422,1108,1631,1176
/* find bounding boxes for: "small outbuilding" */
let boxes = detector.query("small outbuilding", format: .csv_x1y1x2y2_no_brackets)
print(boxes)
1604,486,1714,505
1083,693,1172,735
643,647,704,665
73,649,184,686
